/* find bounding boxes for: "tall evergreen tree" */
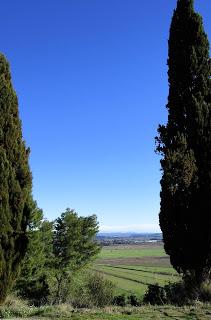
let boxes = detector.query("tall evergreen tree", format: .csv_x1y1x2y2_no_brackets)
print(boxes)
157,0,211,285
0,54,32,302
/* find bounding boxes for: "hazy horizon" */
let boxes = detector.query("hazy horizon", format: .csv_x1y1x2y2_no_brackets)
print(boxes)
99,223,161,233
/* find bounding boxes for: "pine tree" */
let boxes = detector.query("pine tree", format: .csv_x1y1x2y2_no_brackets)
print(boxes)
0,54,32,302
53,209,100,303
157,0,211,285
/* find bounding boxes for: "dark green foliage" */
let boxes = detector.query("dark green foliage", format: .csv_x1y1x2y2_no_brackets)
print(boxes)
113,294,127,307
200,281,211,301
143,282,188,306
52,208,101,303
127,294,141,306
16,208,101,305
113,293,142,307
156,0,211,284
16,275,50,306
0,54,32,303
143,284,166,305
17,202,45,281
53,209,100,270
144,281,211,305
15,203,53,305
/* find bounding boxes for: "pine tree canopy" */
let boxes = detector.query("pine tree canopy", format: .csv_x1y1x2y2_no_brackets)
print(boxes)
53,208,100,271
0,53,32,302
157,0,211,284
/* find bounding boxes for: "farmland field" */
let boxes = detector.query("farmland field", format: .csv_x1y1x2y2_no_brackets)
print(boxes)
94,243,180,296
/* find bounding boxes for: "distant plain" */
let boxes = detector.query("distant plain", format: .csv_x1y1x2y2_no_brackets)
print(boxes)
94,243,179,296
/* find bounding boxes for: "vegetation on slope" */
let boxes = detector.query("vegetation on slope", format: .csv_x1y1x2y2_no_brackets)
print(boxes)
0,295,211,320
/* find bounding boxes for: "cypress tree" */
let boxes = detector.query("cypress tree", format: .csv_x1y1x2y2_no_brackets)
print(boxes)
157,0,211,285
0,53,32,302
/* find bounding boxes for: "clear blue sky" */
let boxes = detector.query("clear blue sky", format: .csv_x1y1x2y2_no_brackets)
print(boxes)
1,1,210,232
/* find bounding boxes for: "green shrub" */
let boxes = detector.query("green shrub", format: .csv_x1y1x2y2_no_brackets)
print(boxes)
128,294,142,306
16,275,50,306
113,293,142,307
143,284,166,305
164,282,191,305
86,272,115,307
144,280,211,306
113,294,128,306
70,282,93,308
67,269,115,308
144,282,196,306
71,271,115,308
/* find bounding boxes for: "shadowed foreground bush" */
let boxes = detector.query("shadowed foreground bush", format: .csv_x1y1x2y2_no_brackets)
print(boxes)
144,281,211,306
113,294,141,307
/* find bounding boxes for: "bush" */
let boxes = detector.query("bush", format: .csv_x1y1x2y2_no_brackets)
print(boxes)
198,281,211,302
143,282,191,305
71,271,115,308
113,293,142,307
128,294,142,306
113,294,127,306
164,282,190,305
143,284,167,305
144,280,211,306
86,272,115,307
16,275,50,306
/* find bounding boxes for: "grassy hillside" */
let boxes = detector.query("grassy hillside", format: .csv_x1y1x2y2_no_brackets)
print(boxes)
94,243,180,296
4,244,210,319
1,302,211,319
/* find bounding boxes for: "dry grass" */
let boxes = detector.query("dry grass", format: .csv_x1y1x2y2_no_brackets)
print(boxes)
0,296,211,320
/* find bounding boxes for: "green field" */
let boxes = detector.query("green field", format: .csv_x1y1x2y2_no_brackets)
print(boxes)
97,246,166,259
94,243,180,296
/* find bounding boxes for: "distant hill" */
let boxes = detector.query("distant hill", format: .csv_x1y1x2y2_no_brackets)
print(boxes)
97,232,162,239
96,233,162,245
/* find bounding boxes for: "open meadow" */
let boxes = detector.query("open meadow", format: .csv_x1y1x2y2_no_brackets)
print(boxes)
94,243,180,296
